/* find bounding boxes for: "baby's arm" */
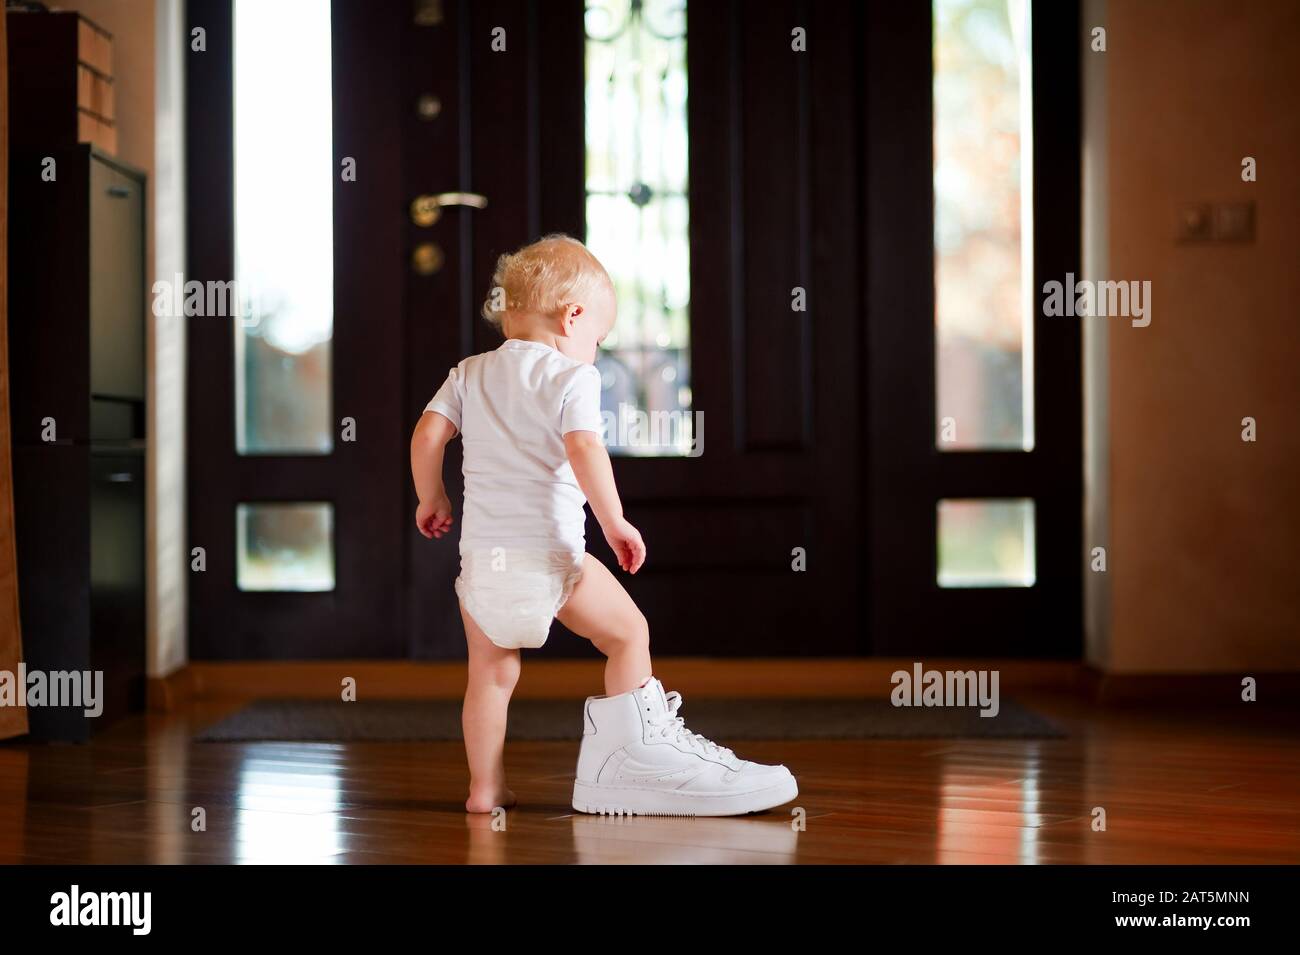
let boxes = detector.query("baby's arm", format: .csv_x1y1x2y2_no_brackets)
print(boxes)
411,411,458,539
564,431,646,574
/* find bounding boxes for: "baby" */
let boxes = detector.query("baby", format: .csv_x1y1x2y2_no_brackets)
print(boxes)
410,234,797,817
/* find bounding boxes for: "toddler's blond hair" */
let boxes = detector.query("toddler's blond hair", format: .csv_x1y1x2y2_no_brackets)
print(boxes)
481,234,612,329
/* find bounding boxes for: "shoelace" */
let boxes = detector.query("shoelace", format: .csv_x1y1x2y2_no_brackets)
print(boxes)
648,691,737,762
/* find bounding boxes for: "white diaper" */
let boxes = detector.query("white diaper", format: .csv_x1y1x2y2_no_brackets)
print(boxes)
455,548,586,650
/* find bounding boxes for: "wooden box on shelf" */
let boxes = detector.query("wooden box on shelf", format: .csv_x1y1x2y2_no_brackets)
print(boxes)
7,9,117,155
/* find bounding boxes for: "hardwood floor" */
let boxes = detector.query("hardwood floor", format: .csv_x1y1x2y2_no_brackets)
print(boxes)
2,689,1298,864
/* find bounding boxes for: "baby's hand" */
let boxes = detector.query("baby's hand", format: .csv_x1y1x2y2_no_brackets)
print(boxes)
603,517,646,574
416,493,454,539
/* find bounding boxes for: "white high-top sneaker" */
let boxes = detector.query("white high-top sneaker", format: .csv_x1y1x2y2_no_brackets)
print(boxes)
572,677,798,816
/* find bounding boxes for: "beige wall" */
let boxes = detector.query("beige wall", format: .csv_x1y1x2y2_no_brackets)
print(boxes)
1090,0,1300,672
60,0,187,677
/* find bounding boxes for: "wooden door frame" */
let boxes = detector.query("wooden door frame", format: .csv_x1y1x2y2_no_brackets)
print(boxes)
182,0,1083,662
0,7,29,740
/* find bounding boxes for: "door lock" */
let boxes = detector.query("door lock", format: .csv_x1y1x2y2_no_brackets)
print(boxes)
409,191,488,227
411,243,445,276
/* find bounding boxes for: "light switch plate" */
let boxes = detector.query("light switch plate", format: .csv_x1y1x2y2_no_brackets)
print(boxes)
1211,201,1255,242
1177,200,1255,243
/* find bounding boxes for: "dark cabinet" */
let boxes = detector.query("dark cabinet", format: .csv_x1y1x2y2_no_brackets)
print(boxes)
8,145,147,741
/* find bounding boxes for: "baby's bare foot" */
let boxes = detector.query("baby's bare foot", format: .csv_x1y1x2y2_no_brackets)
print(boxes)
465,787,517,814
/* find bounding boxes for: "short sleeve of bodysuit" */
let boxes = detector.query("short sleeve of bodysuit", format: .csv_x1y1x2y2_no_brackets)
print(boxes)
424,366,463,431
559,364,604,437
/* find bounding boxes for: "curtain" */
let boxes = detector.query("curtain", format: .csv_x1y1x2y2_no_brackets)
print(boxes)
0,9,31,740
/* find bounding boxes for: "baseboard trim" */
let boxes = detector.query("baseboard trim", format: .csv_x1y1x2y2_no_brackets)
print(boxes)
1087,670,1300,705
147,660,1300,711
149,658,1091,708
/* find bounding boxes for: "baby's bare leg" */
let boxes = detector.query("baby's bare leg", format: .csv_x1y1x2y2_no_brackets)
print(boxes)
556,553,652,696
460,601,520,813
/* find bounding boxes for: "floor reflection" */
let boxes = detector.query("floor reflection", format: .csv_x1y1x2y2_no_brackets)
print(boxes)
936,743,1043,864
567,812,800,864
234,747,343,863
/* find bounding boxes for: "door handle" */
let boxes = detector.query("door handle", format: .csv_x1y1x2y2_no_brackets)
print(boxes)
409,191,488,227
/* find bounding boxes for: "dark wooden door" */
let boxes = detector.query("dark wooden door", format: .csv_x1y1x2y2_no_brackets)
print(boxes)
398,0,866,658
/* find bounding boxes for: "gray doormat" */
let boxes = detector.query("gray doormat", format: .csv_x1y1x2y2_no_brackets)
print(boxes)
195,698,1065,742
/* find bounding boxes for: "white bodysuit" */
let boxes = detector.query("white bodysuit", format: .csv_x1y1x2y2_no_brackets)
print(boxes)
424,338,605,649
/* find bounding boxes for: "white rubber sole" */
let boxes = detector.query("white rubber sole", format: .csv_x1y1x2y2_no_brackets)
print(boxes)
572,774,798,817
